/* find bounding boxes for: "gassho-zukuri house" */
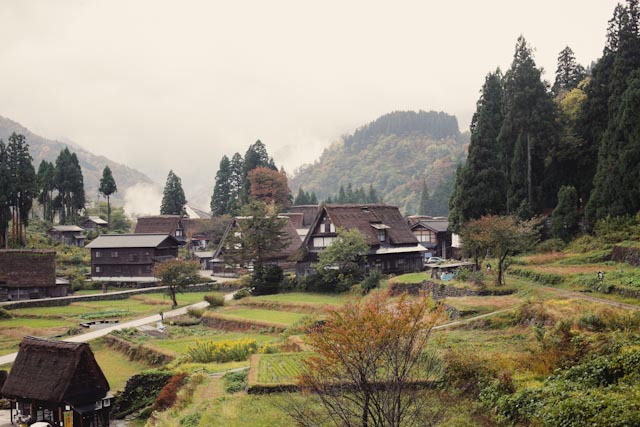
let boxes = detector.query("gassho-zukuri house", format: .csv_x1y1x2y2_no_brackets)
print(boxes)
1,336,112,427
297,204,427,275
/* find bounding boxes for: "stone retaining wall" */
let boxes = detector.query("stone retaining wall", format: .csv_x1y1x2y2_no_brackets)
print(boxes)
611,246,640,267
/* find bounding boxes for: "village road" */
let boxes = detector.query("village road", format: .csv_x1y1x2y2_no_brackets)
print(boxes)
0,284,241,366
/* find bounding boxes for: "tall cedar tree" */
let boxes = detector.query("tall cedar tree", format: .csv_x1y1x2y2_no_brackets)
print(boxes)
450,71,507,230
294,187,310,205
285,293,443,427
0,142,12,247
241,140,276,204
54,148,85,224
418,180,430,215
211,155,232,216
551,185,580,242
551,46,586,96
99,165,117,226
587,71,640,221
160,170,186,215
585,1,640,224
36,160,56,222
228,152,244,214
6,133,37,245
499,37,560,217
248,167,291,210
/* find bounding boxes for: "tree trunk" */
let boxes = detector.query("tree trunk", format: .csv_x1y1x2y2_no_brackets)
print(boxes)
527,133,533,210
169,286,178,308
107,195,111,228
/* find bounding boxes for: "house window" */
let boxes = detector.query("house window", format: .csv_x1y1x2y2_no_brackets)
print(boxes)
95,266,101,273
377,230,386,242
313,236,336,248
111,251,118,258
415,230,436,243
95,251,102,258
176,228,184,237
130,254,139,262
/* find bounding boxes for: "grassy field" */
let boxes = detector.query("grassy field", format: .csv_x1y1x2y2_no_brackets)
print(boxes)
92,340,151,391
251,292,349,305
150,332,275,356
215,308,308,325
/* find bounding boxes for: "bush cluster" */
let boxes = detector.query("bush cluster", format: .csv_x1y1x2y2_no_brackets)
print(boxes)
204,294,225,307
152,372,188,411
223,370,248,393
186,339,258,363
112,370,174,418
510,268,564,285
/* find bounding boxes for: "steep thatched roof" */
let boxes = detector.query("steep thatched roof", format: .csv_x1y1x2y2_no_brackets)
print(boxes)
1,337,109,404
134,215,182,235
287,205,319,227
322,204,418,246
0,250,56,288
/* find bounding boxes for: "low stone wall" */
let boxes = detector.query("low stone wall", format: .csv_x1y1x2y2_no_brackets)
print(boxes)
611,246,640,267
1,283,217,310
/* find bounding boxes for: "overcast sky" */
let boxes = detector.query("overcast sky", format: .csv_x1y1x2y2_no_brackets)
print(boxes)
0,1,619,208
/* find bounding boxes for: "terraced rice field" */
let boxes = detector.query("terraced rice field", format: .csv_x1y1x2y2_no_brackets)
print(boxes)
255,352,311,384
217,308,308,325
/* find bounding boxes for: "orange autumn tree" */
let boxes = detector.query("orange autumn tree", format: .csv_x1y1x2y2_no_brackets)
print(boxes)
248,166,291,209
284,293,444,427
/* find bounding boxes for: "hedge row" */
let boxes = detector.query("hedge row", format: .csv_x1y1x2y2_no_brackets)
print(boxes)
509,268,564,285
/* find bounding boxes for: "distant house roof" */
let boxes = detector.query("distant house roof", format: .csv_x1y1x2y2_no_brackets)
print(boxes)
184,204,212,220
194,251,214,259
85,234,180,249
49,225,85,233
407,216,450,233
134,215,182,235
310,204,418,247
0,250,56,288
287,205,319,228
1,336,109,405
86,216,108,225
281,212,304,228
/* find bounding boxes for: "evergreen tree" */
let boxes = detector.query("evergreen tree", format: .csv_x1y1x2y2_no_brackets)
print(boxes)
552,46,586,96
450,70,506,230
160,170,186,215
448,165,464,232
228,152,244,214
36,160,56,222
552,185,580,242
294,187,310,205
309,192,318,205
54,148,85,224
418,180,430,215
6,133,37,245
586,71,640,222
211,155,232,216
0,142,11,247
366,185,378,203
99,165,117,226
337,185,346,203
499,36,560,215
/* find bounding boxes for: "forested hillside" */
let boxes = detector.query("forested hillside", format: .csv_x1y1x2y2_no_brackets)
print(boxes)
290,111,469,214
0,115,156,205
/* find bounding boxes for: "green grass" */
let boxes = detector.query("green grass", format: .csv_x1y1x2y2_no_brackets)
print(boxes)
390,272,431,284
92,340,151,391
217,308,307,325
255,352,310,384
252,292,348,305
151,332,275,355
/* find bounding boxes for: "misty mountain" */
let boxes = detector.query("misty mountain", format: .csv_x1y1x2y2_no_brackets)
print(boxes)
290,110,469,214
0,115,157,205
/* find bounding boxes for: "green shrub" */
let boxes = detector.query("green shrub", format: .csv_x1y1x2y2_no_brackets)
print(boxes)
187,308,205,318
180,413,202,427
112,370,174,418
578,314,606,332
510,268,564,285
204,294,225,307
170,315,201,326
233,289,250,300
0,308,13,320
223,370,248,393
361,269,382,294
536,238,567,253
252,264,284,295
186,339,258,363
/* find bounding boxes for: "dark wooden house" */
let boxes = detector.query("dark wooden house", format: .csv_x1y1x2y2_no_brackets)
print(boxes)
0,250,68,301
298,204,426,275
213,215,303,274
134,215,186,243
48,225,86,247
1,336,112,427
406,216,453,259
85,234,180,285
82,216,108,230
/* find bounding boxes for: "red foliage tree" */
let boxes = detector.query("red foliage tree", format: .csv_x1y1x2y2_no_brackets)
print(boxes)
248,167,291,209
